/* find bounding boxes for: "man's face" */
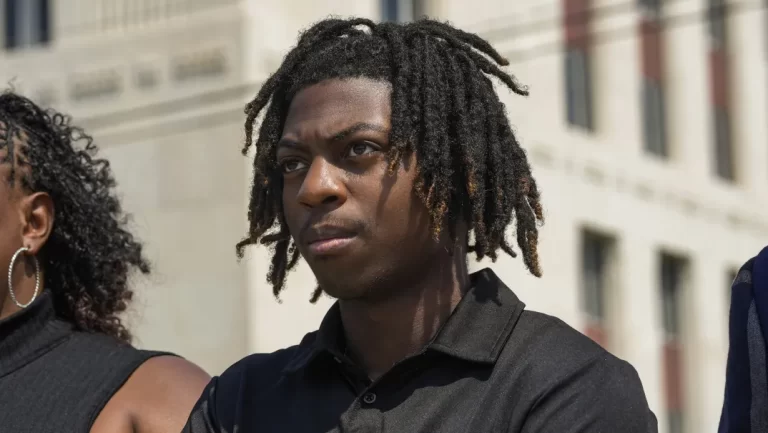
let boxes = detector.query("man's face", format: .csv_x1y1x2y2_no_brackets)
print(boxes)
278,77,440,300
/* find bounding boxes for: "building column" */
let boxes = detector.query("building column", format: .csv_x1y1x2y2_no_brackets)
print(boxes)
617,231,664,424
728,1,768,197
684,251,728,432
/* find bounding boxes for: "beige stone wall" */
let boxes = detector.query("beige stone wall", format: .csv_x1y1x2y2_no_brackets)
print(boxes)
0,0,254,374
2,1,767,431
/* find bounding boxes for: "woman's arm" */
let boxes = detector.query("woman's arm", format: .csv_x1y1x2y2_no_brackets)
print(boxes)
91,356,211,433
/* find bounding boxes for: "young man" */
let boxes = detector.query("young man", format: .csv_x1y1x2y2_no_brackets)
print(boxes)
184,18,657,432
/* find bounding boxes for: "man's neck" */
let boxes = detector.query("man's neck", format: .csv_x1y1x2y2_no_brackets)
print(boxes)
339,252,471,381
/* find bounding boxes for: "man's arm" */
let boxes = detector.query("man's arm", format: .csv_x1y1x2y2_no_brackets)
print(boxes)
520,355,658,433
181,377,223,433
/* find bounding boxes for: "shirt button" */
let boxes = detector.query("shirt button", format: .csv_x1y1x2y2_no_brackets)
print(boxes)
362,392,377,404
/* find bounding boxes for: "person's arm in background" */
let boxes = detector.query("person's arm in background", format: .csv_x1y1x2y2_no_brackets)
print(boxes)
719,246,768,433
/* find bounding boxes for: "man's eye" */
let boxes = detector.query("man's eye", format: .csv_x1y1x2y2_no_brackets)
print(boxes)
281,160,307,173
347,142,378,157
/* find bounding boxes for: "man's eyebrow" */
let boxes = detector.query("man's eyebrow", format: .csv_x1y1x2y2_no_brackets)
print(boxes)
331,122,388,141
277,122,388,150
276,138,301,151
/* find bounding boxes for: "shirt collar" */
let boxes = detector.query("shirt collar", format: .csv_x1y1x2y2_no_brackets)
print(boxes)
429,268,526,363
281,302,345,373
0,290,73,378
283,268,525,373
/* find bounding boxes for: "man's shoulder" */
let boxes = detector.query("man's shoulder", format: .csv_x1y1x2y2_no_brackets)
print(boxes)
512,310,606,356
180,332,321,433
217,331,317,387
220,347,300,378
505,310,638,383
503,311,656,431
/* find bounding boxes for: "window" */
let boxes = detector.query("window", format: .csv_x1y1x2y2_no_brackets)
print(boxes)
381,0,425,22
660,252,687,433
639,1,666,158
707,0,734,181
708,0,727,48
3,0,50,50
714,107,734,180
580,230,614,347
643,79,667,157
660,254,685,337
668,413,683,433
565,47,593,130
564,0,594,131
638,0,661,8
638,0,661,17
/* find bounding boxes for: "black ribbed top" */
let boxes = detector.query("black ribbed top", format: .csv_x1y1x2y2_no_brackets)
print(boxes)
0,291,171,433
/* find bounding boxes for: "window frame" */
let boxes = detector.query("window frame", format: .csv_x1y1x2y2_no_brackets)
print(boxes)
565,46,594,130
713,106,735,180
3,0,50,50
381,0,425,22
642,78,668,157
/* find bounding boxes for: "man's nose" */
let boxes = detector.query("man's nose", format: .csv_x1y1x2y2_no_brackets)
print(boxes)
296,157,347,210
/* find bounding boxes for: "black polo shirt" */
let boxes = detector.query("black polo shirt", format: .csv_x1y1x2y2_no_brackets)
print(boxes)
183,269,657,432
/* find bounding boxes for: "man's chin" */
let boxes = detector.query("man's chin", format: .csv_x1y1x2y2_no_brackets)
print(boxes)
313,276,372,302
309,263,387,301
318,285,367,302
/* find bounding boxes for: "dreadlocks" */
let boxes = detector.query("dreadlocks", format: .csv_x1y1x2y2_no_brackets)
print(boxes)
237,18,544,301
0,91,150,342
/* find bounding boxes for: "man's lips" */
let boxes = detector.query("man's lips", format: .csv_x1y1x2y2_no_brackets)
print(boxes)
307,236,357,255
303,225,358,256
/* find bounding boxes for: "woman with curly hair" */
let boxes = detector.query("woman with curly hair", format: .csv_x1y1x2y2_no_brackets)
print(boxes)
0,91,210,433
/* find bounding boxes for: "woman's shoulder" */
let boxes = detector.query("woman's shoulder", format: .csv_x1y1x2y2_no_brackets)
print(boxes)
91,351,210,433
62,329,211,433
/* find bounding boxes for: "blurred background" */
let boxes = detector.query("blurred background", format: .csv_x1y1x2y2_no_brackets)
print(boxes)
1,0,767,432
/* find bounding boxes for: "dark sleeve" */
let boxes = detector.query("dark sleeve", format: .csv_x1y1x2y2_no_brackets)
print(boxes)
521,356,658,433
181,377,222,433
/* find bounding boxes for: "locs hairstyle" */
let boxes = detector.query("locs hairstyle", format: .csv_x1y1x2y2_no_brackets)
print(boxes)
237,18,544,302
0,91,149,342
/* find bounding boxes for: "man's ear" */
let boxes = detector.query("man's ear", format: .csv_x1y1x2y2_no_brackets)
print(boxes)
19,192,54,255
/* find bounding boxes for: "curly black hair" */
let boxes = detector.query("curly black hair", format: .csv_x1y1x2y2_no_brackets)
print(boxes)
237,18,544,302
0,90,149,343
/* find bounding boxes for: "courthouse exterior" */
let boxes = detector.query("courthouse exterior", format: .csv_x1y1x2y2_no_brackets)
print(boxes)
2,1,767,432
